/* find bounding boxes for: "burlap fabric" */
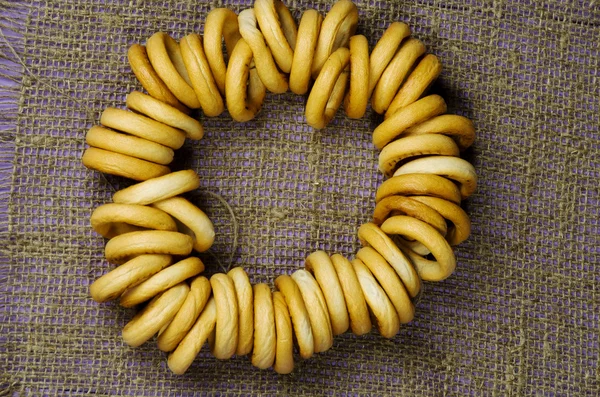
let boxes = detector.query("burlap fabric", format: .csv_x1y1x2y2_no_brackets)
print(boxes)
1,0,599,395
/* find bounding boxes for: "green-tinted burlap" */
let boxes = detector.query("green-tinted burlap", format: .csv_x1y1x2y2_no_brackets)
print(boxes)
1,0,598,395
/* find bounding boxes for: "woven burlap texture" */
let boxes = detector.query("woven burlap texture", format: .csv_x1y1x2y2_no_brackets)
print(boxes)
1,0,599,395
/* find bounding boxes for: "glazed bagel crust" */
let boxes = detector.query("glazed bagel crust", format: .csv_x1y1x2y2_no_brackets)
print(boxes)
367,22,411,96
306,47,350,129
330,254,372,336
375,173,462,205
226,38,267,122
378,133,459,177
157,276,212,352
251,283,276,369
311,0,358,78
90,203,177,239
168,297,216,375
112,170,200,206
146,32,201,109
152,197,215,252
291,270,333,353
210,273,239,360
372,195,448,236
358,223,421,298
180,34,224,117
381,215,457,281
289,9,322,95
89,255,172,303
372,38,425,113
227,267,254,356
386,54,442,117
343,34,370,119
122,283,189,347
104,230,194,265
82,147,170,181
272,291,294,374
126,91,204,140
373,95,447,149
100,107,186,150
120,257,204,307
356,247,414,324
238,8,289,94
305,251,349,336
127,44,188,113
393,156,478,199
86,125,175,165
204,8,242,95
411,196,471,246
274,275,314,359
254,0,296,73
351,259,400,339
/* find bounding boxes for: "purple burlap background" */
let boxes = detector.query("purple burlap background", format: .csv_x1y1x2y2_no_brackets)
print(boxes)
1,0,599,395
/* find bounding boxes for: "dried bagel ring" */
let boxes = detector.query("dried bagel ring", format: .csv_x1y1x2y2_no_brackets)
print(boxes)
180,34,224,117
306,47,350,129
105,230,193,265
404,114,476,150
305,251,349,336
82,147,170,181
122,283,189,347
291,269,333,353
343,35,369,119
368,22,411,97
254,0,296,73
204,8,242,96
227,267,254,356
251,283,276,369
274,0,297,50
351,258,400,339
356,247,414,324
125,91,203,140
418,198,471,247
86,125,175,165
375,174,462,205
386,54,442,117
411,196,471,246
112,170,200,206
152,197,215,253
394,156,478,199
378,134,459,177
274,275,314,359
330,254,371,336
372,196,447,236
127,44,188,113
168,297,216,375
372,38,426,114
100,108,186,150
146,32,201,109
157,276,211,352
90,203,177,239
120,257,204,307
90,254,172,303
358,222,420,298
372,94,447,150
238,8,288,94
226,38,267,122
209,273,239,360
381,216,456,281
272,291,294,374
289,9,322,95
311,0,358,78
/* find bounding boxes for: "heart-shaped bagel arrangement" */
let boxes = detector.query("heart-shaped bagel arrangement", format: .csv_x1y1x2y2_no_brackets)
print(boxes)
82,0,476,375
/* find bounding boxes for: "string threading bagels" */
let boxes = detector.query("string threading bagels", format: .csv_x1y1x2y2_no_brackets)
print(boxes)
82,0,477,375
